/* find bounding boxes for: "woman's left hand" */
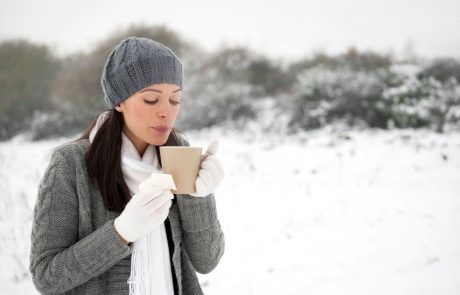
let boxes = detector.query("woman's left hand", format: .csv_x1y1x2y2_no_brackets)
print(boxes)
190,140,224,197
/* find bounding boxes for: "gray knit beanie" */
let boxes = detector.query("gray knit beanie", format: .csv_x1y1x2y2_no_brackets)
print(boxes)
101,36,183,108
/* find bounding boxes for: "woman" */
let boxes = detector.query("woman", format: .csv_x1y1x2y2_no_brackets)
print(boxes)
29,37,225,295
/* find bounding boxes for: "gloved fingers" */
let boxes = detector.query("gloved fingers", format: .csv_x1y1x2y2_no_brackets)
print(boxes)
147,199,172,225
197,169,213,188
144,190,172,207
202,156,224,180
160,199,173,214
213,157,224,179
135,187,165,206
201,159,219,179
205,139,219,156
163,190,174,201
194,177,206,195
144,191,174,215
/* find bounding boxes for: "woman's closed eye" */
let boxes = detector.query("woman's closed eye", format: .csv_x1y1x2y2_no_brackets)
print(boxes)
143,99,181,106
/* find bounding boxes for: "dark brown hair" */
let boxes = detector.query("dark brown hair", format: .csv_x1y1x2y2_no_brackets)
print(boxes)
78,110,181,211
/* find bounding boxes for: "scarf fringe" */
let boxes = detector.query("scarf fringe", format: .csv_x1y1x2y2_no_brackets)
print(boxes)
128,236,152,294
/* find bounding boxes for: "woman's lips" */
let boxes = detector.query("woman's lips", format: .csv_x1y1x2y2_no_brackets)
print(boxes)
152,126,170,133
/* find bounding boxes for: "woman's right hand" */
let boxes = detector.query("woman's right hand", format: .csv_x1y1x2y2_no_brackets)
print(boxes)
114,187,173,243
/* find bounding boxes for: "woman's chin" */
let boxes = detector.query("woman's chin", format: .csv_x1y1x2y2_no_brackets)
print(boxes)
148,134,169,146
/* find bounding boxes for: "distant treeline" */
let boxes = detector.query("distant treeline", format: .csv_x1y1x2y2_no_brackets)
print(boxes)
1,24,459,141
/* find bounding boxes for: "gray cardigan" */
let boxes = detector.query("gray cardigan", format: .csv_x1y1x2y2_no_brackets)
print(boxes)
29,136,225,295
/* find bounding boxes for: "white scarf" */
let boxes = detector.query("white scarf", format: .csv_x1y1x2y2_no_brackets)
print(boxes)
89,111,175,295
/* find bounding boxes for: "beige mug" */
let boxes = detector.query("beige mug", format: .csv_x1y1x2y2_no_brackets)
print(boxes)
159,146,203,194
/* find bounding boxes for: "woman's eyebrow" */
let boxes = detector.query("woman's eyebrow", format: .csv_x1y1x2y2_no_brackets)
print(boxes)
140,87,182,93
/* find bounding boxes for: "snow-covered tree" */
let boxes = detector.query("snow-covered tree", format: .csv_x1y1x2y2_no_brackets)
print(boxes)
288,65,391,130
384,64,460,132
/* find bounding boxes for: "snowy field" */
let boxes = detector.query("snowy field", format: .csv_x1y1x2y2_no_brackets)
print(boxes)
1,127,459,294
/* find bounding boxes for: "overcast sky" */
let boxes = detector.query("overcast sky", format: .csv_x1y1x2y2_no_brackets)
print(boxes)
1,0,459,60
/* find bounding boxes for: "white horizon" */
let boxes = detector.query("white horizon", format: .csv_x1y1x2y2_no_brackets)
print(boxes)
1,0,459,61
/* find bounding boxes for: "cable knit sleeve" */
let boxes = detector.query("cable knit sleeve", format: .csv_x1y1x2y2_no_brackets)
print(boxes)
29,147,132,295
175,133,225,274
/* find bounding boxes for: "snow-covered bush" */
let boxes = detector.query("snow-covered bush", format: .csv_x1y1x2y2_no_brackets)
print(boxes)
288,60,460,133
176,47,257,130
384,64,460,132
288,65,391,131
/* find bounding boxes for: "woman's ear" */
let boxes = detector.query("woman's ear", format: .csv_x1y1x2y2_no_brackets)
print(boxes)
114,104,123,112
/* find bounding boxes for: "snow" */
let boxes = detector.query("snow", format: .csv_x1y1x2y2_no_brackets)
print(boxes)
1,127,459,294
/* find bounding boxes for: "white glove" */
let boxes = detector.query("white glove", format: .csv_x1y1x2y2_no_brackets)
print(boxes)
190,140,224,197
114,187,174,243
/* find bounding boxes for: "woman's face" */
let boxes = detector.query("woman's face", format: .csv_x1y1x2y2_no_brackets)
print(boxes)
115,83,182,156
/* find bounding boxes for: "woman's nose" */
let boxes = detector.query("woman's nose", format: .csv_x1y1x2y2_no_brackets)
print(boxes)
158,101,171,118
